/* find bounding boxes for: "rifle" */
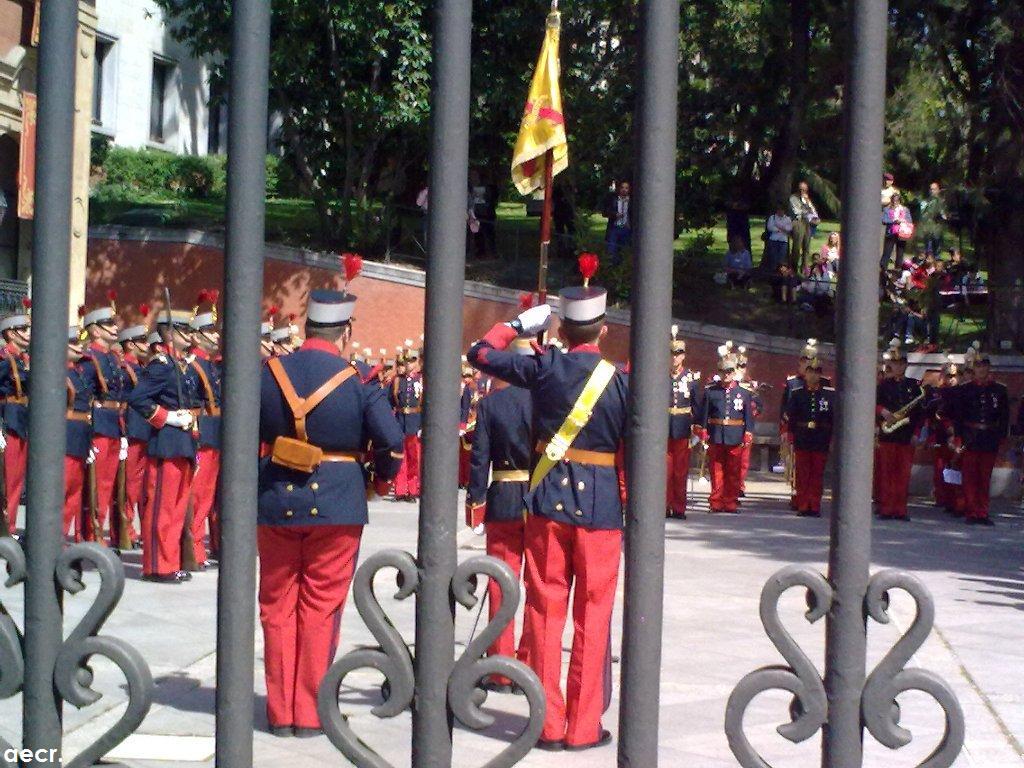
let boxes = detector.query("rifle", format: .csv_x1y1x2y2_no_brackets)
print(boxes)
87,459,102,544
0,436,8,536
114,457,131,551
163,288,198,572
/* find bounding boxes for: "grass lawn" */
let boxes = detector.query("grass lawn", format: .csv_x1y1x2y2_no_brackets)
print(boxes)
89,193,985,348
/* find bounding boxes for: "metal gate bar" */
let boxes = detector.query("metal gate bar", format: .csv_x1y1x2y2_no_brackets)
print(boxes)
215,1,272,766
22,0,78,759
412,0,474,763
617,0,680,765
823,0,889,763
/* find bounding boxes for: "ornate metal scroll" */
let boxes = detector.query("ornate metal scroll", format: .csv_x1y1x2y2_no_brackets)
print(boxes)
862,569,965,768
449,555,544,768
725,565,834,768
53,543,154,768
0,537,26,767
318,550,420,768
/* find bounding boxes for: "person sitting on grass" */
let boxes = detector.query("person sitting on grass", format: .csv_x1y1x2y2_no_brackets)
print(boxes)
772,263,801,304
798,252,837,315
724,235,754,289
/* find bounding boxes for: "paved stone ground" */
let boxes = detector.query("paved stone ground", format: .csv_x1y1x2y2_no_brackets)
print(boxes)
2,473,1023,767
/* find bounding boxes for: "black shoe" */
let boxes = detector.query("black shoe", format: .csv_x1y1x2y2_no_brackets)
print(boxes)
142,573,182,584
976,517,994,527
535,738,565,752
176,570,193,582
739,490,746,498
964,517,977,525
132,540,143,550
480,679,514,694
294,727,323,739
270,726,293,738
565,730,613,751
796,510,821,518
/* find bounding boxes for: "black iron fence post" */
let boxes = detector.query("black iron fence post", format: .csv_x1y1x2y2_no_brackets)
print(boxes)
22,0,78,758
617,0,679,765
412,0,473,764
823,0,889,763
214,0,271,765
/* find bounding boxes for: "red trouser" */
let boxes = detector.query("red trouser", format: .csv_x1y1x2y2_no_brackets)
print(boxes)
708,443,745,512
458,438,471,487
740,443,752,492
84,435,120,544
523,515,621,746
485,520,528,679
665,438,691,514
124,440,148,542
794,450,828,513
258,524,362,729
872,444,880,502
393,435,421,497
3,433,27,534
876,442,914,518
62,456,86,539
932,445,964,513
190,447,220,566
141,457,194,577
961,450,996,521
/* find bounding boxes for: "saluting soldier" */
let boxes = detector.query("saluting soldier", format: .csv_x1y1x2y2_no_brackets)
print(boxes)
0,301,32,535
784,355,835,517
875,342,925,520
115,307,154,549
926,356,964,515
700,342,755,514
468,253,627,752
949,346,1008,525
188,291,223,567
666,325,702,520
258,289,404,738
127,306,202,583
80,295,132,547
390,341,423,501
64,324,97,540
465,337,535,692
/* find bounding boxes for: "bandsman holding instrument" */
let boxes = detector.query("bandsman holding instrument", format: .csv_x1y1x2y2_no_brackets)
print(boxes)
875,342,925,520
390,340,423,501
666,325,702,520
925,356,964,516
700,342,755,514
784,354,835,517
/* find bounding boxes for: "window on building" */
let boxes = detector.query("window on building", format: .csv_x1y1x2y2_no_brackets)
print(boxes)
92,39,114,125
150,58,174,143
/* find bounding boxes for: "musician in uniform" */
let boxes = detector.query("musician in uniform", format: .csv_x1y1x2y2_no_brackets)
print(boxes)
0,304,31,535
188,292,223,567
784,355,835,517
258,289,404,737
666,325,702,519
875,344,924,520
458,358,476,488
466,338,535,692
778,339,830,507
390,341,423,501
700,343,755,514
79,297,132,547
65,324,96,539
735,346,764,497
115,310,154,549
127,306,202,583
467,254,627,752
948,348,1008,525
925,356,963,515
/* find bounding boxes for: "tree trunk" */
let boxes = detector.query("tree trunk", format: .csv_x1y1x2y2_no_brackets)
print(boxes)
763,0,811,206
982,186,1024,352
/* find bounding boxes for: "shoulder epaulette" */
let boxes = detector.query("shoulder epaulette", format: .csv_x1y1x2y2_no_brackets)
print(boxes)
822,386,836,391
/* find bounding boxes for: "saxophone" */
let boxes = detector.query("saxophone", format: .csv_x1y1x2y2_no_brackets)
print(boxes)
881,387,926,435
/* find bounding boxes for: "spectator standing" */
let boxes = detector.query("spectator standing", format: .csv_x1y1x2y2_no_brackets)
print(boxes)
881,192,913,270
788,181,819,273
725,197,752,252
918,181,948,257
724,236,754,289
881,172,898,207
602,180,635,266
763,204,793,273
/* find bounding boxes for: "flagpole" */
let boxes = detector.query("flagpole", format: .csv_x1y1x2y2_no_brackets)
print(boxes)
537,147,554,304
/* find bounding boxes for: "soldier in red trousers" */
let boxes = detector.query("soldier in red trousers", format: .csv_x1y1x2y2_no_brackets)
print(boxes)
65,325,96,539
700,343,755,514
875,343,925,520
390,342,423,500
784,356,835,517
666,325,702,519
188,292,223,567
116,312,154,549
949,347,1008,526
925,356,964,515
0,304,31,536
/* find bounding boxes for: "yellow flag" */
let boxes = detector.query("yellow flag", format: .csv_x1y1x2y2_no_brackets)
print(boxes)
511,11,569,196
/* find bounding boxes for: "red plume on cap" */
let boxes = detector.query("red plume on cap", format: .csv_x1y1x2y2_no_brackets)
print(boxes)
196,289,210,305
21,297,31,311
342,252,363,285
577,252,599,287
208,289,220,304
518,292,535,310
138,303,151,318
287,312,296,322
107,289,118,302
77,304,86,318
267,305,279,318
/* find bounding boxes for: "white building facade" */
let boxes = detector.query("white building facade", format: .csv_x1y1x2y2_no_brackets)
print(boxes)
92,0,223,155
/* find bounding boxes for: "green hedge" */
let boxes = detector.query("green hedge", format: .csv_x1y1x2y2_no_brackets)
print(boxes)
94,145,283,199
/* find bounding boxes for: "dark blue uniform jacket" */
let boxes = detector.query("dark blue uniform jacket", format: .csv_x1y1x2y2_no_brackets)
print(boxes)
951,379,1009,453
390,373,423,436
669,369,703,440
122,358,153,443
127,349,201,460
876,376,924,445
468,324,628,531
701,381,755,446
190,351,222,451
468,385,533,523
82,344,129,439
259,338,405,527
0,351,29,439
66,361,96,459
785,384,836,452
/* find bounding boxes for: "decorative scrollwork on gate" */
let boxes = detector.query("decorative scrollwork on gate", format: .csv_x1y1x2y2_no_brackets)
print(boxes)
318,549,419,768
725,565,834,768
53,543,154,768
448,555,544,768
862,569,965,768
0,537,26,767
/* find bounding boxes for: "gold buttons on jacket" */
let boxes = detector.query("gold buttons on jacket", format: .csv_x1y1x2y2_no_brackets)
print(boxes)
286,484,294,492
310,507,319,516
311,482,320,491
285,510,293,518
577,481,585,491
555,503,564,512
561,477,569,487
575,509,584,517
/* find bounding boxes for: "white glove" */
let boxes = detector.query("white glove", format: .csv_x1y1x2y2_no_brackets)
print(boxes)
0,431,6,452
118,437,129,461
86,445,100,465
165,409,194,431
513,304,552,336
